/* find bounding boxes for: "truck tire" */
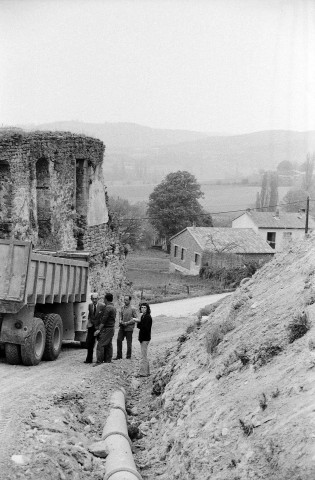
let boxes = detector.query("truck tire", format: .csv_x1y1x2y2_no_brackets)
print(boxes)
42,314,63,361
5,343,22,365
21,317,46,366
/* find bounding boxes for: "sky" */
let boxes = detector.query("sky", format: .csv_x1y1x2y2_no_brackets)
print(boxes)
0,0,315,134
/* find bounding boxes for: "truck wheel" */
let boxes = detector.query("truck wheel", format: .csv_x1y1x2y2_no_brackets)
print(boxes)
42,314,63,361
5,343,22,365
21,317,46,366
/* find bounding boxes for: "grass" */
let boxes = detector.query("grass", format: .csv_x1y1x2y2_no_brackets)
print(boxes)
126,249,228,302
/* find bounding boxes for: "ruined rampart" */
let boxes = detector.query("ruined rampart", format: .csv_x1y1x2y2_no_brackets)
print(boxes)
0,129,126,298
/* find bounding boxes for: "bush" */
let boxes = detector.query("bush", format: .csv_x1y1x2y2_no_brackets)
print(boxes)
205,317,235,355
199,260,260,288
288,311,311,343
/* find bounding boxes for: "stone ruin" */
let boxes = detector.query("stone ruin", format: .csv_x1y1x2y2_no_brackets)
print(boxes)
0,128,126,297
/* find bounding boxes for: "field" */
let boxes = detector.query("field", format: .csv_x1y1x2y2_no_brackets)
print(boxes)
126,249,230,303
107,182,291,219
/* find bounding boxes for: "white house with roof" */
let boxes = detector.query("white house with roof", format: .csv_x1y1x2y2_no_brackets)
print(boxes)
169,227,274,275
232,211,315,251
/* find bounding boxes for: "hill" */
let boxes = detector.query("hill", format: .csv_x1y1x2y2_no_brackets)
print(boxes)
135,233,315,479
23,121,315,182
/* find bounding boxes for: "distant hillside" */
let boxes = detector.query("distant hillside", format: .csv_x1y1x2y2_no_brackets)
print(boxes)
23,121,209,150
22,122,315,183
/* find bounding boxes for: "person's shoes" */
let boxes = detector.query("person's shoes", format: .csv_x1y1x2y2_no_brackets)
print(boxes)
126,357,131,360
93,362,102,367
84,360,92,364
113,357,122,360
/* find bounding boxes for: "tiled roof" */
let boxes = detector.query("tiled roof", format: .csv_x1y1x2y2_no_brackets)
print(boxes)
236,211,315,229
184,227,274,254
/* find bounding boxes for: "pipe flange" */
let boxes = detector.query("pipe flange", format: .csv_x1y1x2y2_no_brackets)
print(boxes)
104,466,142,480
102,430,132,446
110,404,128,420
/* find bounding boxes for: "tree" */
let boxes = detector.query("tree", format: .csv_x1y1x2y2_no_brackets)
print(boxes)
108,197,156,249
282,189,309,212
277,160,293,173
302,153,315,191
256,171,278,212
147,171,213,242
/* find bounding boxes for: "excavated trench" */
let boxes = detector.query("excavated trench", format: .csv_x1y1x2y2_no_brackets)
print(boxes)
0,308,197,480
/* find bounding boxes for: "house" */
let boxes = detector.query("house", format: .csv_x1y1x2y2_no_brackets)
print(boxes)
169,227,274,275
232,211,315,252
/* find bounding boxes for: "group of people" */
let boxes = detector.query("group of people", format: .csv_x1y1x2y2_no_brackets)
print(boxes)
84,292,152,377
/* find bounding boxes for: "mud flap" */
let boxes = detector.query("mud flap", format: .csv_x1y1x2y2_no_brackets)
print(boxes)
0,305,35,345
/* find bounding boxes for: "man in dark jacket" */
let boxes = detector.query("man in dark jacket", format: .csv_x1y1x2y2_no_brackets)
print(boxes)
84,293,104,363
94,293,116,365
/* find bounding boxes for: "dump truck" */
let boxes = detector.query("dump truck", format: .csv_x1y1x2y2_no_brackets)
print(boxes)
0,239,90,366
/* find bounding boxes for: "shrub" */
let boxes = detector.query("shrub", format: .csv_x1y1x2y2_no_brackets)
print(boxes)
205,317,235,355
200,260,260,288
254,341,283,367
239,419,254,436
288,311,311,343
205,325,224,354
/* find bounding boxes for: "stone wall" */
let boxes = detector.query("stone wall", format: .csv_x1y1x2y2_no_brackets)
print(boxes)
0,129,126,299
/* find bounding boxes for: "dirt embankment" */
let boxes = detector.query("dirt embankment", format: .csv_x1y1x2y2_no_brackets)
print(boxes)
128,235,315,479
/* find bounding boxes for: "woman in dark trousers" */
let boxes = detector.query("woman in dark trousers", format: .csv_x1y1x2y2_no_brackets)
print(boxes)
135,302,152,377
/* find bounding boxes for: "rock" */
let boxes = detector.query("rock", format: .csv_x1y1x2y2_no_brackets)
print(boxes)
84,425,91,433
87,415,95,425
130,406,138,415
88,441,109,458
131,379,141,389
221,428,229,437
11,454,31,466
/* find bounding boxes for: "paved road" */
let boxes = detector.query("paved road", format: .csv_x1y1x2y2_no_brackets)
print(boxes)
151,292,231,318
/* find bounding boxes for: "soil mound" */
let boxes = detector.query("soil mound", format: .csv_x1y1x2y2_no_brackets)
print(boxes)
143,234,315,479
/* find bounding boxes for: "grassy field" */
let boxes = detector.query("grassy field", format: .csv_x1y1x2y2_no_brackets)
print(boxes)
126,249,230,303
107,183,291,217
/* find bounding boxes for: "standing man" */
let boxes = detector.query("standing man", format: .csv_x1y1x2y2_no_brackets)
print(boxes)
114,295,138,360
84,292,104,364
94,293,117,365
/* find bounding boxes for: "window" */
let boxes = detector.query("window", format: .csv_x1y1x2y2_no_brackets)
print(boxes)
267,232,276,249
194,253,201,265
174,245,178,257
181,248,185,260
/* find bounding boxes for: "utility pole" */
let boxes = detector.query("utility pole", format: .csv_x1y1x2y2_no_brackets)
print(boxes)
305,196,310,234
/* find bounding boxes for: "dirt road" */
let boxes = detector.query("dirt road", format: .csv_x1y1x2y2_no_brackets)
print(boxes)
0,293,224,480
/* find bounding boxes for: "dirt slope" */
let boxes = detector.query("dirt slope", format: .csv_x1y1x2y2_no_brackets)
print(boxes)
134,235,315,479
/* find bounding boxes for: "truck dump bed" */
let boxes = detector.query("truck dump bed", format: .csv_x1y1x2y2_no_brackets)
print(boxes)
0,240,89,314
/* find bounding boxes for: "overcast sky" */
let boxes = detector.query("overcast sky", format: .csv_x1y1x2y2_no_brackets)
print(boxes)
1,0,314,134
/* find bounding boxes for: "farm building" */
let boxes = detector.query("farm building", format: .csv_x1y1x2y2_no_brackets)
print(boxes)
169,227,274,275
232,210,315,251
0,129,126,296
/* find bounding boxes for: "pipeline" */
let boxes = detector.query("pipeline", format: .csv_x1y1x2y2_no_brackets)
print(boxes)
102,387,143,480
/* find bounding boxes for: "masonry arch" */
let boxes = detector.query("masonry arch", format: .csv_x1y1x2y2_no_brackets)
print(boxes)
36,158,51,238
75,158,89,249
0,160,12,237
